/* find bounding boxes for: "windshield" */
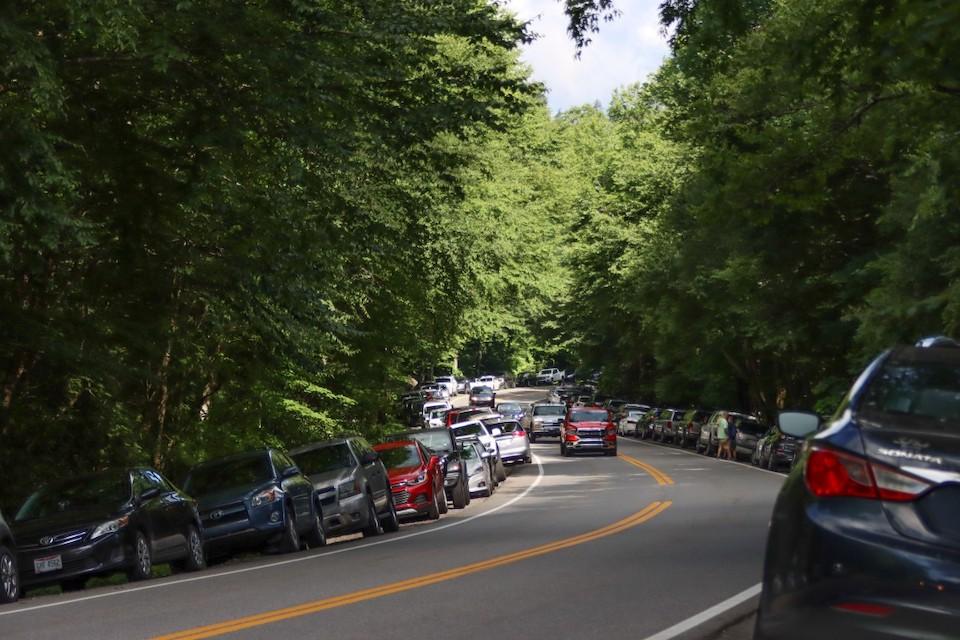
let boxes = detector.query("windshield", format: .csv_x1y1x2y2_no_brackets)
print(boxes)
860,359,960,429
17,471,131,521
291,444,355,476
452,424,485,438
534,405,564,416
570,410,609,423
498,403,521,412
471,387,492,394
378,445,422,470
407,431,453,453
186,455,274,495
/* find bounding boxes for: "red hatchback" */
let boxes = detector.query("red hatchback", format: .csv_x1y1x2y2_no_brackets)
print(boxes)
373,440,447,520
560,406,617,457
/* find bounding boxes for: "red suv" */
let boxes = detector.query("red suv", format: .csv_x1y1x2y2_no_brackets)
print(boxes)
373,440,447,521
560,406,617,457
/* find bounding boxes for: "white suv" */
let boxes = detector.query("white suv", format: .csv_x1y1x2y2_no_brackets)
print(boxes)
536,368,564,385
433,376,458,396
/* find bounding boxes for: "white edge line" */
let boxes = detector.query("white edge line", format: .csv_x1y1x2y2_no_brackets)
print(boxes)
641,583,762,640
620,437,787,478
0,454,545,618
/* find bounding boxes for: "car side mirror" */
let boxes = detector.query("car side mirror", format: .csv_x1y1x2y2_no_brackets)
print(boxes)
280,465,301,479
777,411,820,438
480,450,492,459
491,428,503,436
139,487,161,502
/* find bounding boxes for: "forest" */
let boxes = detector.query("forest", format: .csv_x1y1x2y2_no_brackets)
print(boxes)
1,0,957,508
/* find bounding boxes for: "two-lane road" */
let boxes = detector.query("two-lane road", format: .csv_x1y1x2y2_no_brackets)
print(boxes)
0,389,784,639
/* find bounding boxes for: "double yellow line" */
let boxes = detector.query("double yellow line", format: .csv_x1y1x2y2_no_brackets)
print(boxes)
154,501,672,640
622,454,675,485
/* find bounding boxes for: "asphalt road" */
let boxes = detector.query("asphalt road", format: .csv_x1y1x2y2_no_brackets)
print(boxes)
0,388,784,640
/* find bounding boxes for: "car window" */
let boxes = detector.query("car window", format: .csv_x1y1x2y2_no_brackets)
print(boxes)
860,358,960,428
17,471,132,521
378,445,422,470
406,430,453,453
133,470,167,497
570,410,609,423
533,405,565,416
185,455,274,495
291,444,356,475
452,423,487,438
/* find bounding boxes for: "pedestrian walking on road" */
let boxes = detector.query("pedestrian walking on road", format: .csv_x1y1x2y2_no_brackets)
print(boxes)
716,411,732,460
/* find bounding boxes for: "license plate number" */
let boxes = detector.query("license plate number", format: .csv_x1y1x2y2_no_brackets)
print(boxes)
34,555,62,574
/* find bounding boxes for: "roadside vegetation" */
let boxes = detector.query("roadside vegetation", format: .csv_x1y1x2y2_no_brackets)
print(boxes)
2,0,957,509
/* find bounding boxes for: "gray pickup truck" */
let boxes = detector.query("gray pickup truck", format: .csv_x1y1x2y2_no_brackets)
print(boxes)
529,403,566,442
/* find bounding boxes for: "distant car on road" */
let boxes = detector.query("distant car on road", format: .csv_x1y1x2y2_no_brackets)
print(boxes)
756,338,960,640
536,368,564,385
450,420,507,483
16,468,205,593
432,376,458,397
0,510,17,603
460,439,495,497
651,408,686,443
495,401,527,423
469,386,496,408
529,403,566,441
618,405,651,436
485,419,532,465
752,425,803,470
374,440,446,521
290,438,398,539
561,406,617,457
675,409,712,448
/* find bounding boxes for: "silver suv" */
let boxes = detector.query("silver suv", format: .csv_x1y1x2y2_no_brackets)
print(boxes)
529,403,566,441
291,437,399,539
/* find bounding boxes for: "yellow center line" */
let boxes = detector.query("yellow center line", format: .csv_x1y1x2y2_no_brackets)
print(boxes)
621,454,675,485
153,501,673,640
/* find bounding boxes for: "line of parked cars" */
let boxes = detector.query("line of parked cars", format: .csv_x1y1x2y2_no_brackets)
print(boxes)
0,406,531,603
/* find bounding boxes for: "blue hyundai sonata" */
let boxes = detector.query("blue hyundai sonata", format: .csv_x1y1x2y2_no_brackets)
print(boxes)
756,337,960,639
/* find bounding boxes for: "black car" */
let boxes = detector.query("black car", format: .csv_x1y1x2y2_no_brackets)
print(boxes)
290,437,398,538
391,428,471,509
0,510,18,603
752,425,802,470
12,468,205,592
756,338,960,640
184,449,324,558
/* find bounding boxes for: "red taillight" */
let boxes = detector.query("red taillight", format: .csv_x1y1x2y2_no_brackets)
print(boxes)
831,602,894,617
514,427,525,437
805,447,931,502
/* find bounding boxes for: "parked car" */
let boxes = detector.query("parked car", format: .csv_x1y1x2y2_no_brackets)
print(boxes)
752,425,803,470
695,411,757,456
756,337,960,640
536,368,564,385
529,403,566,441
420,399,451,427
455,377,469,394
15,468,205,592
730,415,768,460
290,438,398,539
561,406,617,457
675,409,713,448
460,439,495,497
651,408,686,443
495,401,527,422
485,419,532,464
637,407,664,440
447,407,495,426
393,428,471,509
373,440,446,521
618,407,647,436
479,375,502,390
423,407,449,429
516,372,536,387
469,386,496,408
450,420,507,483
433,376,458,397
418,382,449,400
0,510,18,603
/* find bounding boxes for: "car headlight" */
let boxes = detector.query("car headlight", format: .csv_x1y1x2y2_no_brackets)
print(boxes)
338,479,361,500
251,486,283,507
406,472,428,486
91,515,129,541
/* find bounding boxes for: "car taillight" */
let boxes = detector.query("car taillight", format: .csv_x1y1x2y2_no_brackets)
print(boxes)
514,427,525,437
805,446,932,502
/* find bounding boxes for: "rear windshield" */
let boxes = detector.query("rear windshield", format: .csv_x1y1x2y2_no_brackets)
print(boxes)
861,359,960,429
534,405,565,416
570,410,609,423
732,417,765,435
291,444,355,476
452,423,485,438
471,387,492,394
186,455,273,495
488,421,521,434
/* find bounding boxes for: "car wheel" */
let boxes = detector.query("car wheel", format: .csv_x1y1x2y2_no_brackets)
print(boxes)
427,489,441,520
382,498,400,533
495,459,507,483
172,525,206,572
362,497,384,537
279,508,301,553
452,481,468,509
126,531,153,581
0,546,18,603
305,508,327,548
524,455,532,464
438,483,449,514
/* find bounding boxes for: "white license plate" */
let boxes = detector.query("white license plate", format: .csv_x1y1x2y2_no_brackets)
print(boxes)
34,555,62,574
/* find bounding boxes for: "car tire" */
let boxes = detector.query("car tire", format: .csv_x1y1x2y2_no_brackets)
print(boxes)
0,545,18,604
438,484,449,514
452,481,468,509
427,489,441,520
524,455,532,464
305,509,327,548
126,531,153,581
279,508,301,553
171,525,206,572
382,498,400,533
495,459,507,483
362,497,384,537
